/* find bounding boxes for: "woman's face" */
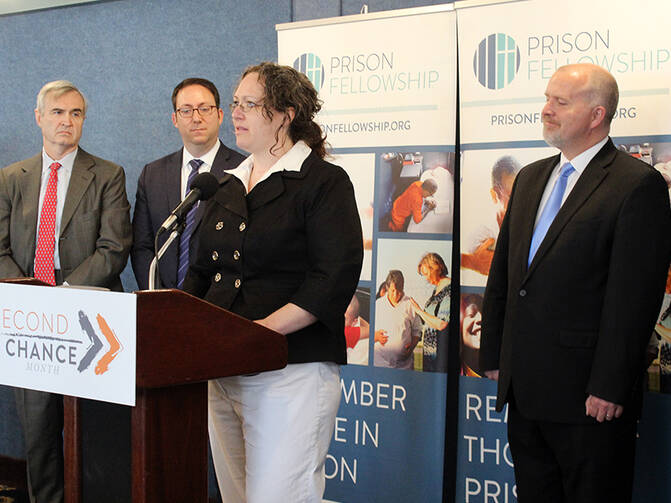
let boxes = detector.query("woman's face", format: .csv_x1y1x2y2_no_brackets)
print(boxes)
420,263,440,285
231,72,288,156
462,304,482,339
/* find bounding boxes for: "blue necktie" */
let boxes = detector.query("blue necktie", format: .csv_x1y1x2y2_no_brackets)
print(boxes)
177,159,204,288
528,162,575,266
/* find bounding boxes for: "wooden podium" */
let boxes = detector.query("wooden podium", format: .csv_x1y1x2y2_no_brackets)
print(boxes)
123,289,287,503
1,280,288,503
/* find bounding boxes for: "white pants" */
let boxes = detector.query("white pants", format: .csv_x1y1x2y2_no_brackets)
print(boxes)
208,362,341,503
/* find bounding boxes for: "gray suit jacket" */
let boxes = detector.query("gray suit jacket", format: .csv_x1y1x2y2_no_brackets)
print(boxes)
0,148,132,291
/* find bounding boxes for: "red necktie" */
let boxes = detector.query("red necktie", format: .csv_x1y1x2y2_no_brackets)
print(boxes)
34,162,61,285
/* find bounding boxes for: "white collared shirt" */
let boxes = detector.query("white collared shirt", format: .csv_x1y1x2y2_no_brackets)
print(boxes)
36,147,77,268
180,140,220,199
228,141,311,194
534,136,609,228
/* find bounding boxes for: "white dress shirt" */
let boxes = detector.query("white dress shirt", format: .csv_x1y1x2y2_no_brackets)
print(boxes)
533,136,609,229
180,140,220,199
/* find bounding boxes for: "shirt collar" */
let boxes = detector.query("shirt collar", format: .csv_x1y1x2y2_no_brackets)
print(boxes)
228,140,311,191
42,147,77,174
183,140,220,169
560,136,609,176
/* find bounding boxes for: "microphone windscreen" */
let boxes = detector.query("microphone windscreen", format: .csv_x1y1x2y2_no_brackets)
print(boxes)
190,172,220,201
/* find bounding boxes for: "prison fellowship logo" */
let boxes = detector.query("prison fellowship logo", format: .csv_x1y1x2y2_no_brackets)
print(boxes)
473,33,521,90
293,53,325,92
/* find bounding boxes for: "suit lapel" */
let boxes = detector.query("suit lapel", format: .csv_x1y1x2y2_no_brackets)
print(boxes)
60,150,94,235
210,142,238,180
166,150,183,220
165,150,182,282
247,174,285,211
213,174,248,219
17,154,42,260
245,149,313,211
526,142,614,276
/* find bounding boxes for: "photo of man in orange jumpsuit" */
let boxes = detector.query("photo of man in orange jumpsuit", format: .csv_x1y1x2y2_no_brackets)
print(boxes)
388,178,437,231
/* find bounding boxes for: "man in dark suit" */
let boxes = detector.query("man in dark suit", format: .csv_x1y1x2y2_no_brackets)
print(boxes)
0,80,132,503
480,63,671,502
131,78,245,290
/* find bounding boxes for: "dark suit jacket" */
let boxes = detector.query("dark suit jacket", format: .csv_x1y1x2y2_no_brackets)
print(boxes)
0,148,132,291
182,151,363,365
130,141,245,290
480,139,671,423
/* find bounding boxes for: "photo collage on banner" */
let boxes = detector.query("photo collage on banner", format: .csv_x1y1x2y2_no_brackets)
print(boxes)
457,1,671,502
279,5,456,502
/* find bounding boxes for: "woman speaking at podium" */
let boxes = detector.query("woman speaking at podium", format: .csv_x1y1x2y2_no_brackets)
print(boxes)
182,62,363,502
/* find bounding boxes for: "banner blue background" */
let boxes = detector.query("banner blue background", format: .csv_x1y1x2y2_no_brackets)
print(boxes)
326,366,448,502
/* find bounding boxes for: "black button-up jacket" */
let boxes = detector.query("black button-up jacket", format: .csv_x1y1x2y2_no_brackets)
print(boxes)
183,151,364,365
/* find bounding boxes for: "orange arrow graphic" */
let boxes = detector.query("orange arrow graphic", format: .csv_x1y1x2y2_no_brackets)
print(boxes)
95,314,122,375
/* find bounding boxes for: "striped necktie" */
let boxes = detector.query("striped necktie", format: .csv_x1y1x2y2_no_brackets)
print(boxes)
177,159,204,288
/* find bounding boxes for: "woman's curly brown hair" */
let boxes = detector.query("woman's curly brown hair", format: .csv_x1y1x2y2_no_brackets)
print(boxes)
240,62,328,159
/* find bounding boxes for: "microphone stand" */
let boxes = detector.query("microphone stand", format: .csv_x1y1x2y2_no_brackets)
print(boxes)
147,221,184,291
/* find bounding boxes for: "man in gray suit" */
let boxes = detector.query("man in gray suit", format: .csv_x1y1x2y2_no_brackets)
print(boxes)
0,80,132,503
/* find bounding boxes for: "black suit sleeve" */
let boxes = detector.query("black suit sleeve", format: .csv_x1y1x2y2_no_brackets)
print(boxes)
587,169,671,404
130,165,154,290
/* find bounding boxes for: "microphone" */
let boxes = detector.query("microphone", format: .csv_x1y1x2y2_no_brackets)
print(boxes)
158,172,219,233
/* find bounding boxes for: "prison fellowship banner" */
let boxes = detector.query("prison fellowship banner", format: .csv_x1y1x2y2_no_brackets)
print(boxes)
457,1,671,502
278,5,456,150
459,0,671,144
278,5,456,502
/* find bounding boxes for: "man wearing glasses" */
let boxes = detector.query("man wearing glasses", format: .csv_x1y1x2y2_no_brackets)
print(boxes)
131,78,245,290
